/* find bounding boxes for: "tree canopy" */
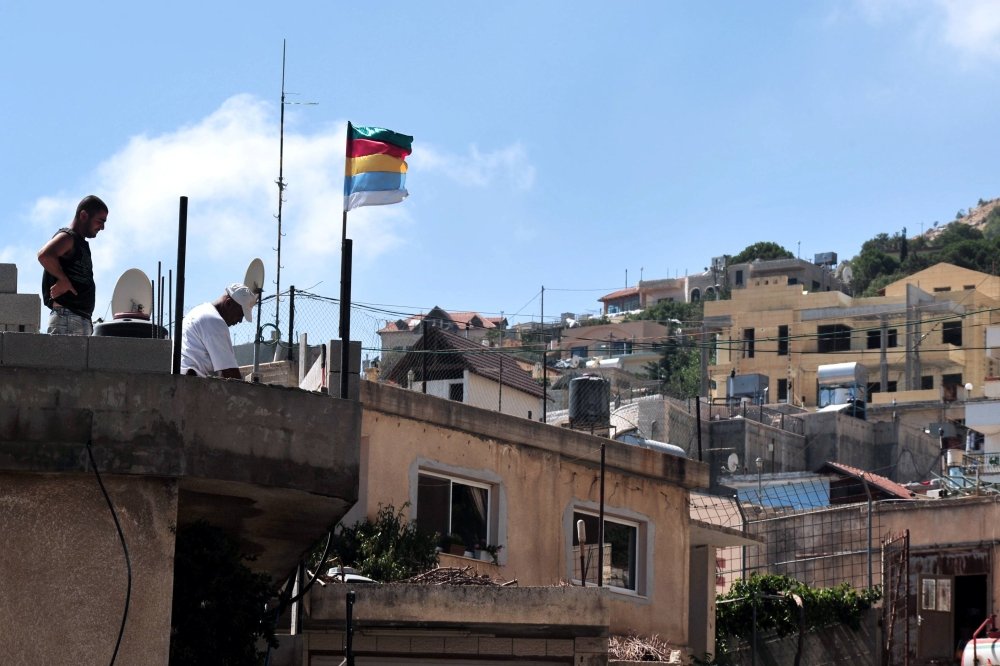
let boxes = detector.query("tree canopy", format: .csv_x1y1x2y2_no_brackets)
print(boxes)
729,242,794,265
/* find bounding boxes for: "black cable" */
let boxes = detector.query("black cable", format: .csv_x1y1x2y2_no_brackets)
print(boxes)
85,439,132,666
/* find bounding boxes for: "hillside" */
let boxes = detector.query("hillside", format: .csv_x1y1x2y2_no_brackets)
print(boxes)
924,197,1000,241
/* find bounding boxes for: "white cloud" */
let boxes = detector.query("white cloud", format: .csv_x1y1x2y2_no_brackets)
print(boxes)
11,95,537,324
413,141,536,191
853,0,1000,62
934,0,1000,60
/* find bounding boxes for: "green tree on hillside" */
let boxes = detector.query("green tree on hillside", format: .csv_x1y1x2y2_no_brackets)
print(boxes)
729,242,794,264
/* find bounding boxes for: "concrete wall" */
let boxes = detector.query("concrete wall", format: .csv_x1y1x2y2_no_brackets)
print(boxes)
353,381,706,644
301,584,610,665
1,473,178,665
0,334,364,665
0,263,41,333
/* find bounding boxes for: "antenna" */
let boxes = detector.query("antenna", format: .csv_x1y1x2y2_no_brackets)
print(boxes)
273,39,317,333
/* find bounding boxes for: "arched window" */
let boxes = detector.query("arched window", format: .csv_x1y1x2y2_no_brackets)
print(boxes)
691,288,701,302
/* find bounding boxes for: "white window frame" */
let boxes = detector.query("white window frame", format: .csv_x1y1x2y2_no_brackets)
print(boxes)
413,463,504,561
568,504,648,597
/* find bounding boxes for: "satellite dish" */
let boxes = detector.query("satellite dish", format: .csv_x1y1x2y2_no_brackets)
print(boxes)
726,453,740,473
243,258,265,296
111,268,152,320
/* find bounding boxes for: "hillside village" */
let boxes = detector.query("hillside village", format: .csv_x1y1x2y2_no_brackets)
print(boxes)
7,201,1000,665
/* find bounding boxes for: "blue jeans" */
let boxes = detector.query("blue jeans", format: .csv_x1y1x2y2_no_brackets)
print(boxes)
47,307,93,336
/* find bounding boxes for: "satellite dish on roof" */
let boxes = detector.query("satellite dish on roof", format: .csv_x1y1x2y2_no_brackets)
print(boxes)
243,258,265,295
111,268,152,320
726,453,740,473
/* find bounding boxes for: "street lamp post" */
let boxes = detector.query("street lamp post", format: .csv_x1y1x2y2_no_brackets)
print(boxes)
755,456,763,500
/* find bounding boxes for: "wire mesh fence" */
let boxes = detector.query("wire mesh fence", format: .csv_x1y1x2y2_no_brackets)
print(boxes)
692,473,886,597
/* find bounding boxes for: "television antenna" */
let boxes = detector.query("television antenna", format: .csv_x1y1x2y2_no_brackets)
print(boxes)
273,39,317,333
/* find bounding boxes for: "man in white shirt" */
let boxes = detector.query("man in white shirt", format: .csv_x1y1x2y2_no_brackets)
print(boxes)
180,283,257,378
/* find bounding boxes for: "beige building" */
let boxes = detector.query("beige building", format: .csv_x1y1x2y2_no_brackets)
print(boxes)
704,262,1000,408
325,380,734,659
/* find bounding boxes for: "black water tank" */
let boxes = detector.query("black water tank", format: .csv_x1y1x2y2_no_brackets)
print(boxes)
569,375,610,428
93,318,168,339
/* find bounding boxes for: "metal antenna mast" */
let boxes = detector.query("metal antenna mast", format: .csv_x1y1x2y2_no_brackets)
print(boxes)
273,39,316,333
274,39,288,332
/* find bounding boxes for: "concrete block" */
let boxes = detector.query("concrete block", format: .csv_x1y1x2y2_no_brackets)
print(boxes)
547,638,575,657
375,635,411,653
351,633,377,652
478,637,513,655
87,336,171,373
410,636,445,653
0,293,42,331
574,636,608,654
0,264,16,293
513,638,547,656
1,332,88,370
443,636,479,654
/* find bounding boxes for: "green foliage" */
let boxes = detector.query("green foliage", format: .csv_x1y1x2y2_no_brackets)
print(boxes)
714,574,881,658
729,242,794,265
628,298,703,325
933,221,983,247
170,521,277,666
331,503,439,582
849,247,900,295
646,332,703,399
983,206,1000,240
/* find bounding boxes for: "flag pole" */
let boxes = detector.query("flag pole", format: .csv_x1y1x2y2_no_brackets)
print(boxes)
339,122,352,399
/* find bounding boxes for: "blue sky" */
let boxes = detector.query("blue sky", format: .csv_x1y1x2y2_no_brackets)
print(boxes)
4,1,1000,350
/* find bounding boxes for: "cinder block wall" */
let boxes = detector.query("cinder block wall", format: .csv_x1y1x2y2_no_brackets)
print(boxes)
0,332,171,373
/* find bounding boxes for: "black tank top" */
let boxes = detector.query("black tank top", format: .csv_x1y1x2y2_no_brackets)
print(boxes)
41,228,95,319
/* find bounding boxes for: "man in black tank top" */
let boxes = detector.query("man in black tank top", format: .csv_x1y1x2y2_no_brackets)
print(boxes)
37,195,108,335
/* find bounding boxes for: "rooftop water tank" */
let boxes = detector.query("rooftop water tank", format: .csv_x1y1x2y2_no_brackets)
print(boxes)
569,375,610,429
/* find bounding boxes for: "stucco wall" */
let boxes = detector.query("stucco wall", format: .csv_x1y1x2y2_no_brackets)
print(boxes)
1,473,177,666
355,381,704,643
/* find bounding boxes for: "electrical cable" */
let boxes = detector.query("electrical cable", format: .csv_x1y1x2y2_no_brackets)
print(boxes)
85,439,132,666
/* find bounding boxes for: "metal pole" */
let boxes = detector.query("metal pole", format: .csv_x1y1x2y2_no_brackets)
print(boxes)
420,320,428,394
541,286,546,422
171,196,187,374
287,285,295,361
498,354,503,413
274,40,287,333
598,442,606,587
345,590,356,666
339,238,352,400
696,397,703,461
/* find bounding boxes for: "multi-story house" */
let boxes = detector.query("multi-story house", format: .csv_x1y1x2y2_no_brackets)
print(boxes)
704,262,1000,408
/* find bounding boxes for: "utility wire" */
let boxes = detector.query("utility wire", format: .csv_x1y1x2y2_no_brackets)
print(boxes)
85,439,132,666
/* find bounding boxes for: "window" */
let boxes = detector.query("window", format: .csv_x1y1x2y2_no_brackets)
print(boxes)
417,472,492,552
933,286,951,293
921,576,952,612
571,509,642,593
778,378,788,402
788,277,798,285
817,324,852,352
921,376,933,390
449,383,464,402
867,328,899,349
743,328,755,358
812,280,820,291
735,270,744,286
691,288,701,302
611,340,633,356
777,325,788,356
942,321,962,346
571,346,588,358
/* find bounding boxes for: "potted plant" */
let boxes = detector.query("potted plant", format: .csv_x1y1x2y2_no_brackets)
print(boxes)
445,533,466,556
482,544,503,565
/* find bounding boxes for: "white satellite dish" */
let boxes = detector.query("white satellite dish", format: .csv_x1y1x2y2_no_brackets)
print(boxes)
726,453,740,473
111,268,152,320
243,258,265,297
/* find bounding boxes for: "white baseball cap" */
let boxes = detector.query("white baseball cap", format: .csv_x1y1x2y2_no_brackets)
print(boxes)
226,283,256,323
